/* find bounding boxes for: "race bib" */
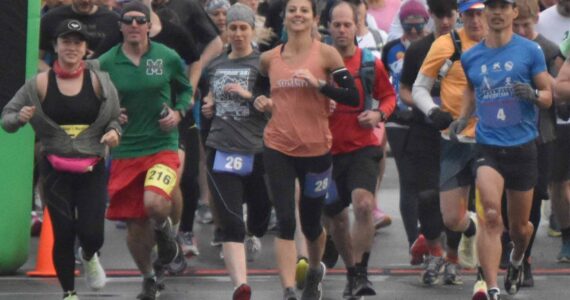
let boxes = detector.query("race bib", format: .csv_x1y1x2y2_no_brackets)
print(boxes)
144,164,177,195
479,98,522,128
60,124,89,138
303,166,332,198
324,179,339,205
213,151,254,176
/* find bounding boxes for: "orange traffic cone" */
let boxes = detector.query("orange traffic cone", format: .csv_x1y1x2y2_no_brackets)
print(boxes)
27,208,80,277
27,208,57,277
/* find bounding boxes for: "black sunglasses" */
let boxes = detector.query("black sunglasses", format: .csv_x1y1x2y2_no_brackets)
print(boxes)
402,22,426,32
120,15,148,25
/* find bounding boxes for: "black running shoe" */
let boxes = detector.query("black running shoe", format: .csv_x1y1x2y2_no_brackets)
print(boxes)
343,272,355,299
521,259,534,288
301,262,326,300
504,262,523,295
137,277,159,300
353,266,376,296
322,235,339,269
154,220,177,265
421,256,444,286
152,259,166,291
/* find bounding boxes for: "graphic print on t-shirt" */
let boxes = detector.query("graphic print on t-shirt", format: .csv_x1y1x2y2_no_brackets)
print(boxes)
212,68,252,120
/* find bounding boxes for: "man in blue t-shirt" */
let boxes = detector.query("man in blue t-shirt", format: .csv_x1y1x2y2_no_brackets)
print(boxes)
451,0,552,299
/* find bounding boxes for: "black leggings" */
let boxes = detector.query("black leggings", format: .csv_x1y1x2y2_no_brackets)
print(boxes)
386,126,419,247
263,147,332,241
40,157,106,292
206,149,272,242
179,124,201,233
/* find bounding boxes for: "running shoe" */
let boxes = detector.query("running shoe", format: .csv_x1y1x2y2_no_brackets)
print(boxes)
372,208,392,230
421,255,444,286
196,203,214,224
79,248,106,291
233,283,252,300
322,235,339,269
283,287,298,300
342,272,355,299
548,214,561,237
443,262,463,285
178,231,200,256
488,287,501,300
154,219,178,265
30,211,42,237
353,266,376,296
472,280,488,300
295,257,309,290
166,242,187,275
521,259,534,287
137,277,159,300
410,234,428,265
152,259,166,291
211,228,223,247
63,291,78,300
301,262,326,300
458,213,478,269
504,260,523,295
557,238,570,263
245,235,262,262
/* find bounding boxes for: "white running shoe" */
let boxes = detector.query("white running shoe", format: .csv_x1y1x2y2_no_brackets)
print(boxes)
245,235,262,262
79,248,107,291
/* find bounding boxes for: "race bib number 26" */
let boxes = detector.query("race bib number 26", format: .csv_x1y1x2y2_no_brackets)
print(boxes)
213,151,254,176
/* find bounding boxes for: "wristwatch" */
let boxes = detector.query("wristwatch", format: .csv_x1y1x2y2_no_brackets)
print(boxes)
372,109,386,122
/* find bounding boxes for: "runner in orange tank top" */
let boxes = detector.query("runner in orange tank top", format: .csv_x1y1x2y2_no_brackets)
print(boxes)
252,0,359,298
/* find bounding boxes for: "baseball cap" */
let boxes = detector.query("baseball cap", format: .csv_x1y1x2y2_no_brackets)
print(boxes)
458,0,485,13
54,19,89,40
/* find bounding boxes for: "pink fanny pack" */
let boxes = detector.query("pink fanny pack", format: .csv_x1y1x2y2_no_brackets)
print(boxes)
46,155,100,173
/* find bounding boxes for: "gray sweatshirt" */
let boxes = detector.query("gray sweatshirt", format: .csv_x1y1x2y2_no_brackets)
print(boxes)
1,63,121,158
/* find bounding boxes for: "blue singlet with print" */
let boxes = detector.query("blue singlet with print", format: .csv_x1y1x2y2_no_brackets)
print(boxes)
461,34,546,147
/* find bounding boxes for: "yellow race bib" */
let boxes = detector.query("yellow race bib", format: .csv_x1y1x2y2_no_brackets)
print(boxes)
60,124,89,139
144,164,177,196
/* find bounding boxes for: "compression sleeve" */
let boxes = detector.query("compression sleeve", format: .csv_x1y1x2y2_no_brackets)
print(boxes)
253,73,270,98
320,68,359,107
412,73,439,115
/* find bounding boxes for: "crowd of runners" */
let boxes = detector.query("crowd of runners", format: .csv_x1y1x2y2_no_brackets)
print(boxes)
2,0,570,299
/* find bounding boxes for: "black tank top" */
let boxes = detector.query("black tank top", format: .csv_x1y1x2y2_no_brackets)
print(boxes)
42,69,101,125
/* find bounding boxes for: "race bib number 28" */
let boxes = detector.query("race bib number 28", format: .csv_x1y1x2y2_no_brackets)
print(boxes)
213,151,254,176
304,166,333,198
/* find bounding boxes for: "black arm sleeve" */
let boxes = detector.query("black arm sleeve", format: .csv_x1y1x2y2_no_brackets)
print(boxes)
319,68,359,107
253,72,270,98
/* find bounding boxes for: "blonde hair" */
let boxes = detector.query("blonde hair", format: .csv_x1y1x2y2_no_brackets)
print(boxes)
515,0,539,20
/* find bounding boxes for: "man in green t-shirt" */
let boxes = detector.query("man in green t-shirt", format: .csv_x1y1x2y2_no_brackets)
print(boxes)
97,2,192,299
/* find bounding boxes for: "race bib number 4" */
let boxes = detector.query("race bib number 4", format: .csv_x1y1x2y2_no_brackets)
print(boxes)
144,164,177,195
213,151,254,176
304,166,333,198
479,98,522,128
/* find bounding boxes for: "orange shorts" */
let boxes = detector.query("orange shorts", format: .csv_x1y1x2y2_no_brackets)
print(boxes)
106,151,180,220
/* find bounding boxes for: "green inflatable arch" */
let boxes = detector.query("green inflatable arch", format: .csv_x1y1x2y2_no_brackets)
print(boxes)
0,0,40,274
